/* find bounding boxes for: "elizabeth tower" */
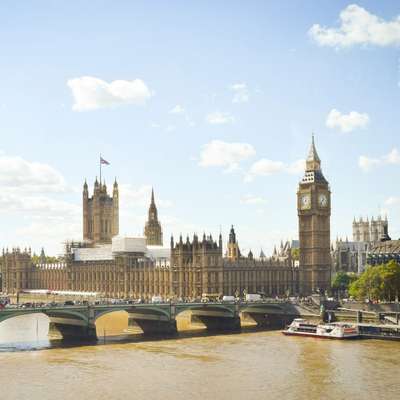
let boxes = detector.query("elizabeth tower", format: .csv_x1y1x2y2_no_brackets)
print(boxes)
297,136,331,295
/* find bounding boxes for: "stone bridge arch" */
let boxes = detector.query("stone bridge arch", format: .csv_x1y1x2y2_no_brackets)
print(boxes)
94,304,176,336
239,302,300,328
0,307,94,340
174,303,240,331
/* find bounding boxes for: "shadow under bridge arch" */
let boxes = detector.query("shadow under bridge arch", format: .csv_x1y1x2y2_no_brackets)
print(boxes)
175,303,240,332
239,302,301,328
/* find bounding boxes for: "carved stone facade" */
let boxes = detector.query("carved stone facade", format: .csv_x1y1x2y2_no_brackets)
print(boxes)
332,239,370,274
170,232,297,298
297,136,331,295
144,189,163,246
1,229,298,299
83,179,119,245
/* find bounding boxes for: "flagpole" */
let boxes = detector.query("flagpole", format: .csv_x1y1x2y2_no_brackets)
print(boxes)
99,153,102,184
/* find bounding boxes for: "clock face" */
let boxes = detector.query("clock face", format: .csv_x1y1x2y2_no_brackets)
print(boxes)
318,193,328,207
300,194,311,209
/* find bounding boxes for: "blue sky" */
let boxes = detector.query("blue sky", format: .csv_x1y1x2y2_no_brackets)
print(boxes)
0,1,399,255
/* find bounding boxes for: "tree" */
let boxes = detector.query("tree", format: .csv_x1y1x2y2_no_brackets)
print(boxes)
31,254,59,264
332,272,357,291
349,261,400,301
291,248,299,261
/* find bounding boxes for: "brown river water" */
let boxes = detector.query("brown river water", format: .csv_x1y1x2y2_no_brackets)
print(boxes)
0,312,399,400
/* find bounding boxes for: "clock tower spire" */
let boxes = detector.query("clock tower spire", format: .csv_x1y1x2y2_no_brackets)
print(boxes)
297,135,331,295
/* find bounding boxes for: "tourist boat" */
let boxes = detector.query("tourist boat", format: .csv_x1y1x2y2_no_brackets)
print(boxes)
282,318,359,339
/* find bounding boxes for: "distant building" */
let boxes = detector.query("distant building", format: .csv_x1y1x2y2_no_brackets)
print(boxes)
332,238,370,274
1,179,298,299
367,240,400,266
332,215,391,274
272,240,292,263
353,215,389,242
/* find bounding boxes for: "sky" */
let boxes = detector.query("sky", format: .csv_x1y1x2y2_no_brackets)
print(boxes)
0,1,399,256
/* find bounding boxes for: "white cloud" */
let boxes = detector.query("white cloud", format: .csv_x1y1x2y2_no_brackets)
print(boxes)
286,159,306,175
15,220,81,254
384,148,400,164
165,125,176,133
198,140,256,172
245,159,285,182
67,76,152,111
309,4,400,48
230,82,249,103
185,116,196,127
169,104,185,114
241,194,266,205
385,196,400,206
326,109,370,133
0,192,79,216
245,158,305,182
0,153,67,193
119,184,172,212
206,112,235,125
359,147,400,172
358,155,380,171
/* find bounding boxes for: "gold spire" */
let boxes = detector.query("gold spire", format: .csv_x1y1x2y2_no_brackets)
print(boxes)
306,134,321,171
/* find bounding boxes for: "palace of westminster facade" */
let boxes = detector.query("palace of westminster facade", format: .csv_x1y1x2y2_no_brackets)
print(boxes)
1,138,332,298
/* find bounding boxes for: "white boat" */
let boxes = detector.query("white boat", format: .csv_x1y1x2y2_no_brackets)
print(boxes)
282,318,359,339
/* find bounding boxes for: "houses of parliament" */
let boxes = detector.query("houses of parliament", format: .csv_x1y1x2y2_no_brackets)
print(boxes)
1,138,331,298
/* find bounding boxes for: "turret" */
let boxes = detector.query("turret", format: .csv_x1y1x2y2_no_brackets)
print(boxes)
83,176,119,245
227,225,240,261
83,179,88,196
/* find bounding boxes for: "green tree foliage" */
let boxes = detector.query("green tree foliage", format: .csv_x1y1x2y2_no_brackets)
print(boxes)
31,254,59,264
291,248,299,261
332,272,357,291
349,261,400,301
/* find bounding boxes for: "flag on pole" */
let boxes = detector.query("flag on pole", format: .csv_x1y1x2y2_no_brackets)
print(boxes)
100,156,110,165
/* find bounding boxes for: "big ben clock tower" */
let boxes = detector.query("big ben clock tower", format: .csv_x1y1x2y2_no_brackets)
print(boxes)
297,135,331,295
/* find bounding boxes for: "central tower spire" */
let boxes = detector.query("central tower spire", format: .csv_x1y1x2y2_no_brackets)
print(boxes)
144,188,163,246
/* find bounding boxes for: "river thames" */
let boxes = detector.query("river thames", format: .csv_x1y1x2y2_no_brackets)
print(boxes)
0,313,399,400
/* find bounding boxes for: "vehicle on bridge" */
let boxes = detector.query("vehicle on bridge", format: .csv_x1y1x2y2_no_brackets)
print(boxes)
201,293,221,303
245,294,262,302
222,296,236,302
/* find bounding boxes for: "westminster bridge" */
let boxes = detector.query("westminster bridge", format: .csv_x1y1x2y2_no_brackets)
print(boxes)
0,301,320,341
